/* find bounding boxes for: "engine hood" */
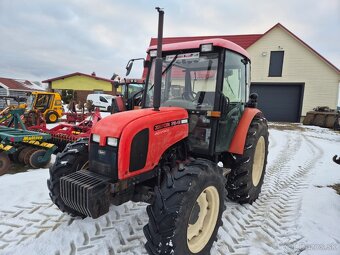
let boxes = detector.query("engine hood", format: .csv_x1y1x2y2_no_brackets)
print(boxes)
91,107,187,140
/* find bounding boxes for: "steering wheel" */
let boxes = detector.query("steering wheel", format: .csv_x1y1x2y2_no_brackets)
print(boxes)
182,91,197,101
131,89,144,107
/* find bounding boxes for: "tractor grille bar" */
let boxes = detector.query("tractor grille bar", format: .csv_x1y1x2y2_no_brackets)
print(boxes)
60,170,110,219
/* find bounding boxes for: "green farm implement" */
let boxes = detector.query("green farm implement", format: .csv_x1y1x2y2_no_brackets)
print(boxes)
0,108,57,175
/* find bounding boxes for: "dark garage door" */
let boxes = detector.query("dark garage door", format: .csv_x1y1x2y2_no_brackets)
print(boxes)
250,83,304,122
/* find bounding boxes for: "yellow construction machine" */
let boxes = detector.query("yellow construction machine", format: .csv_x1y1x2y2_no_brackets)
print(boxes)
27,91,63,123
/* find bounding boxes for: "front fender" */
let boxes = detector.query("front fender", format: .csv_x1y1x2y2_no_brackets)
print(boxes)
228,108,262,155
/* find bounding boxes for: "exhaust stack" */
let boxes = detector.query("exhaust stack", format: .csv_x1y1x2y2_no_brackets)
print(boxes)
153,7,164,111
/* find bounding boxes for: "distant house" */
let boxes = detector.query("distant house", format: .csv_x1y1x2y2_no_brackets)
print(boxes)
0,77,45,108
148,23,340,122
42,72,117,103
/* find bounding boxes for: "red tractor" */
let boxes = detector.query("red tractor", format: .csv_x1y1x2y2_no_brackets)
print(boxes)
48,8,269,255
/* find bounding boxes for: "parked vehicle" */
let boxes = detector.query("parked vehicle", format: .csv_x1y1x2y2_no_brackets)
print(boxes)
86,94,114,112
26,91,63,123
48,8,269,255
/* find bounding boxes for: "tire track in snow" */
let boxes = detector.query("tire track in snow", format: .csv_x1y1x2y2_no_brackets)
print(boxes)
0,201,68,250
0,201,149,254
59,203,149,255
212,131,322,255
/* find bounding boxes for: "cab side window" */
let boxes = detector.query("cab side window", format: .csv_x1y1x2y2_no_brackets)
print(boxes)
223,51,246,103
35,94,51,108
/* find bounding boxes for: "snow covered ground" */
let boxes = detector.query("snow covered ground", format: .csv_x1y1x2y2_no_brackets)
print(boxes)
0,123,339,255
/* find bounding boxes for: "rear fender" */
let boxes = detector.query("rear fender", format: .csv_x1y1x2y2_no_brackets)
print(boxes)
228,108,262,155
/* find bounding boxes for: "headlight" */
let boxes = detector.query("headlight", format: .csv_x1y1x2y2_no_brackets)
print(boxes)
92,134,100,143
200,43,213,52
149,50,157,57
107,137,118,147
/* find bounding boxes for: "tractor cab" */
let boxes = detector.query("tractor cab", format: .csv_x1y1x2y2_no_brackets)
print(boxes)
143,39,251,156
114,78,145,111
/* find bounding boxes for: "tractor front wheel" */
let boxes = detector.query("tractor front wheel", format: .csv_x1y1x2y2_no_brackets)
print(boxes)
46,111,59,123
0,152,10,176
47,139,89,217
226,115,269,204
144,159,225,255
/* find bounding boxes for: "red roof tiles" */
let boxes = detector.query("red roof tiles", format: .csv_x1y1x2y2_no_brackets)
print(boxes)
0,77,43,91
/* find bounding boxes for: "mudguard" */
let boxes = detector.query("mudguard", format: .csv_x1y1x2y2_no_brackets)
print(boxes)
228,108,262,155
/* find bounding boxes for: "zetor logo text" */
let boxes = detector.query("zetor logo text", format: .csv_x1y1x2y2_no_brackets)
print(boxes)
154,120,183,131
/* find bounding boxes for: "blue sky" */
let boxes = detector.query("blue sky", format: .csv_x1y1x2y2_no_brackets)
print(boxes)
0,0,339,81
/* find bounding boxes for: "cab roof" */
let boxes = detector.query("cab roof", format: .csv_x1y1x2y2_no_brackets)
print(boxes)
147,38,250,59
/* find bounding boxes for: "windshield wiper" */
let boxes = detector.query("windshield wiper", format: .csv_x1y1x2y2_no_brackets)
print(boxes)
148,54,179,91
162,54,178,75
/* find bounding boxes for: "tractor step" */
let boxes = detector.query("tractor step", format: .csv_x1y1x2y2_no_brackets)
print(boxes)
60,170,111,218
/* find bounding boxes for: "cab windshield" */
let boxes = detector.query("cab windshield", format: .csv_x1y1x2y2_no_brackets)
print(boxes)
145,52,219,110
26,95,35,110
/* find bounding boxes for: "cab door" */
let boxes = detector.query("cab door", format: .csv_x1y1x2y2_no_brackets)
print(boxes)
215,50,249,153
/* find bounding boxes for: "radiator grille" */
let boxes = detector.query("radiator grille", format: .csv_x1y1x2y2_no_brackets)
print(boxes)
89,142,118,180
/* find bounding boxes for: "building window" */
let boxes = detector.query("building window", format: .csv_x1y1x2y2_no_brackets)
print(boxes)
269,51,284,77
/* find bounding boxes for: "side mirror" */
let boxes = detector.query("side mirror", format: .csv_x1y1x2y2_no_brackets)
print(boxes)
246,93,258,108
126,60,133,76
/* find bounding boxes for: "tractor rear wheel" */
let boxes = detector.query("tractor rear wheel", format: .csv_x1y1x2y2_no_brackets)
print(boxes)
144,159,225,255
0,152,10,176
47,139,89,217
46,111,59,123
226,115,269,204
29,149,51,168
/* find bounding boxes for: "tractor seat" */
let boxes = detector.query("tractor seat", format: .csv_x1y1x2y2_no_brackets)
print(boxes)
112,96,126,113
196,91,215,106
